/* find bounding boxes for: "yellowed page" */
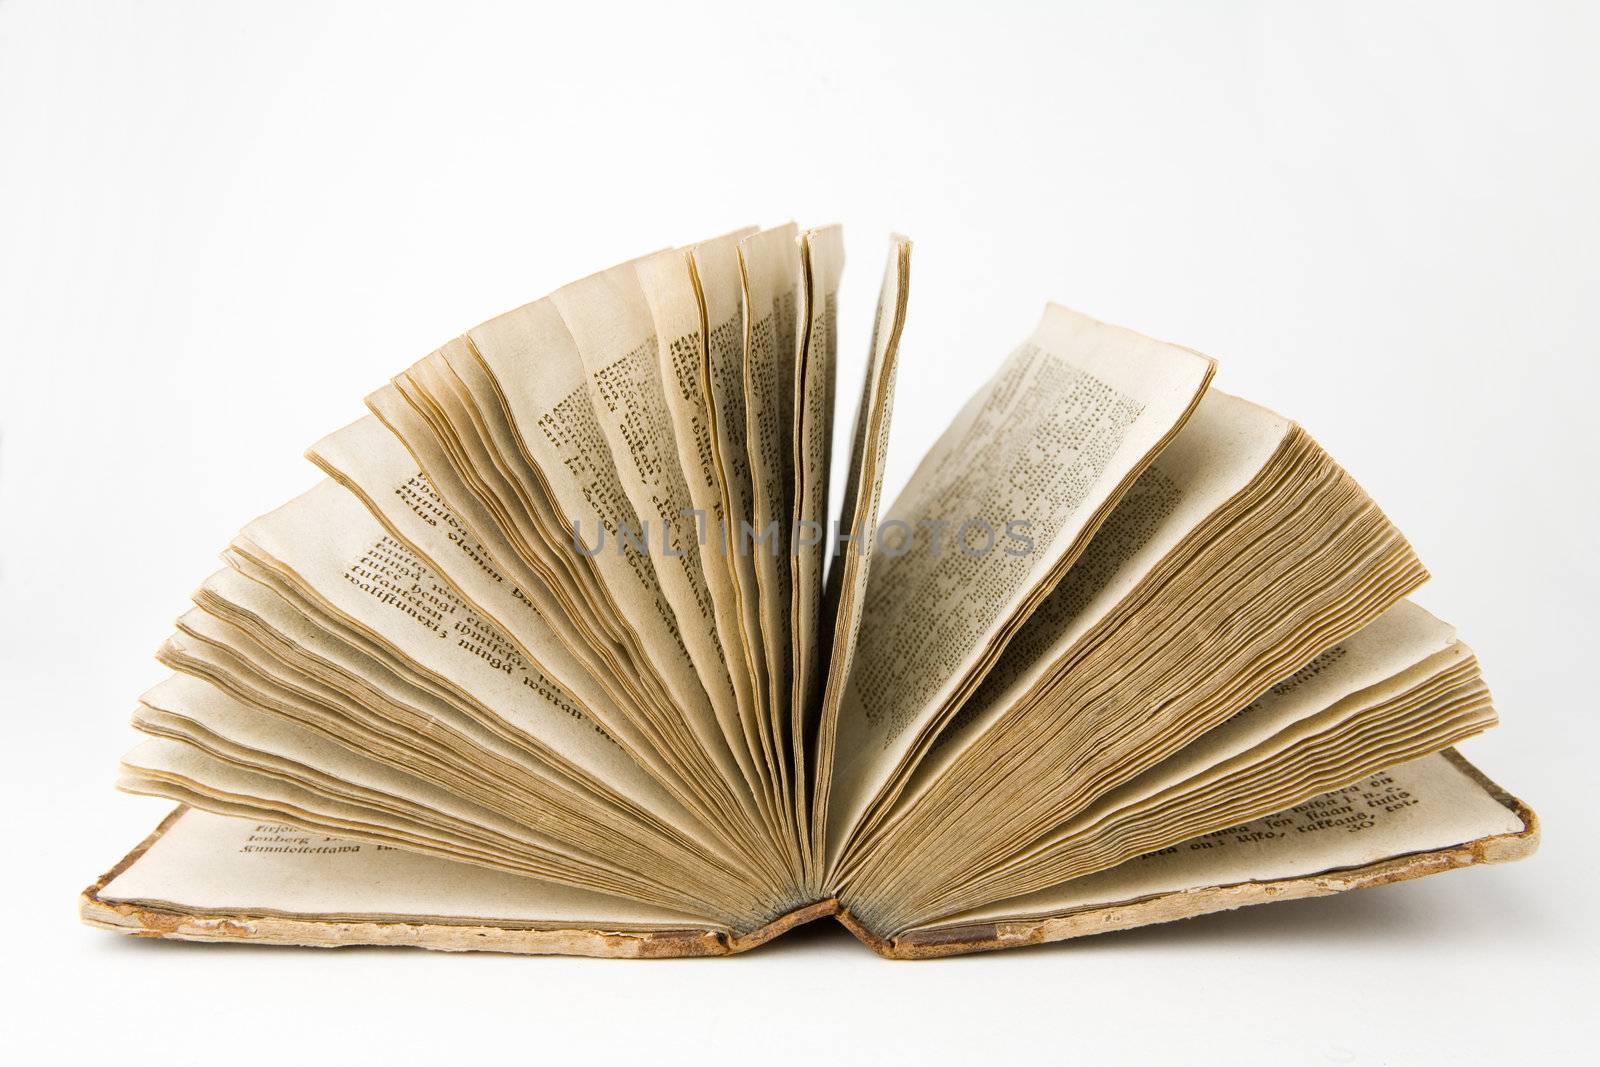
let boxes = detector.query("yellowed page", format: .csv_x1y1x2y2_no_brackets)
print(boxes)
922,750,1525,929
310,421,636,738
790,224,845,848
735,223,804,822
307,417,677,795
893,607,1493,923
634,246,774,824
876,390,1292,826
688,231,770,758
549,265,746,772
827,304,1215,859
235,482,636,778
100,807,723,928
133,677,578,851
1077,601,1462,817
463,300,710,728
462,297,766,847
118,737,619,880
359,373,619,685
813,235,910,874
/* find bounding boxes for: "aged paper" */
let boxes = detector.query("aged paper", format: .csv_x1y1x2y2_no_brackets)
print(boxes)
923,751,1525,928
813,236,910,876
868,391,1293,832
308,417,657,769
895,606,1495,922
634,244,779,840
688,230,771,758
101,807,722,928
827,305,1214,858
550,264,742,749
460,296,778,866
790,224,844,845
736,223,804,823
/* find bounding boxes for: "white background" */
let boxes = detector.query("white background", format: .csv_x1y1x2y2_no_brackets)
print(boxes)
2,1,1595,1062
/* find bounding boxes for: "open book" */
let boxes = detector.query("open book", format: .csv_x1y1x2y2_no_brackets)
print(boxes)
81,225,1537,958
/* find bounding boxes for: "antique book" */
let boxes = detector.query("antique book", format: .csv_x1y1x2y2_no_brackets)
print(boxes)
81,225,1538,958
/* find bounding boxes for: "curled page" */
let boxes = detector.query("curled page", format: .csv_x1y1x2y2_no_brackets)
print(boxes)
736,224,804,834
814,235,911,877
826,305,1214,863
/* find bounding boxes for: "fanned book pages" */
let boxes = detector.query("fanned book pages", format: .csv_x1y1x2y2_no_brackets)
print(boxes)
81,225,1538,958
